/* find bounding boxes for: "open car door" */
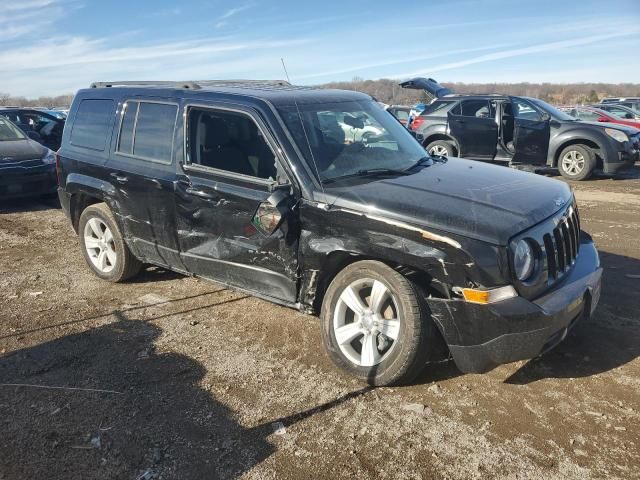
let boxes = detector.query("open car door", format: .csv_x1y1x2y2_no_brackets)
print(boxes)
399,78,452,100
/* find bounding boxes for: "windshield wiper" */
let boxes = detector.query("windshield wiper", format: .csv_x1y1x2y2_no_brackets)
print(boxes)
322,167,412,184
404,156,435,171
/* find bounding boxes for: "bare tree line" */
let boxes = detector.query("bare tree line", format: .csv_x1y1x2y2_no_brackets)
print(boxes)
0,92,74,108
3,79,640,108
320,78,640,105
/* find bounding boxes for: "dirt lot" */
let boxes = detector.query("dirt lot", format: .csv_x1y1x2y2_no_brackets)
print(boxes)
1,169,639,480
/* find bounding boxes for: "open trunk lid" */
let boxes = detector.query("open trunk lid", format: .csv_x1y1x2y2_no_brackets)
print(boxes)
399,77,451,99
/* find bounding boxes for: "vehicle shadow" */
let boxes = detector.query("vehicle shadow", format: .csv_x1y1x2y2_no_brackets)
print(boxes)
540,163,640,181
505,250,640,384
0,313,371,479
0,195,60,213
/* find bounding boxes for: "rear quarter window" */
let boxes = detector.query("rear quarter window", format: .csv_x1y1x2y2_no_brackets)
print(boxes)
70,99,115,151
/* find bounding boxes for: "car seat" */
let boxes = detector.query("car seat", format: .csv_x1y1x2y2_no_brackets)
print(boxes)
200,117,254,176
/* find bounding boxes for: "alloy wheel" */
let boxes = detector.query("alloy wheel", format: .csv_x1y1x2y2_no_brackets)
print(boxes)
429,144,449,156
332,278,401,367
83,218,117,273
561,150,585,175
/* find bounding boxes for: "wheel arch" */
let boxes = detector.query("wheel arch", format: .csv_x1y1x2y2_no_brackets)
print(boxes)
422,133,459,155
551,137,603,168
65,174,119,233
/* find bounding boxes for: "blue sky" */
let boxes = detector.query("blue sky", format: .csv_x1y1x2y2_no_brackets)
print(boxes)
1,0,639,97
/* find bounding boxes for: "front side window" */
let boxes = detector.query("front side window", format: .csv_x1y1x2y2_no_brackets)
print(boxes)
116,101,177,163
186,107,278,181
70,99,115,151
512,98,542,121
277,99,429,184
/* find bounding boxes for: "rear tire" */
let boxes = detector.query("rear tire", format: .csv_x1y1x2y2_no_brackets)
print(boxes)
426,139,455,157
321,261,434,386
78,203,142,282
558,144,596,181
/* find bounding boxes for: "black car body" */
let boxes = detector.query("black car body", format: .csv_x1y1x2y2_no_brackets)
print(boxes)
0,108,65,151
401,78,640,180
0,116,57,199
57,80,602,385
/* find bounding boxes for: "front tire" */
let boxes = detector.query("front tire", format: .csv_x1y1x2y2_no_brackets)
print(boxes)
321,261,433,386
426,139,455,157
558,144,596,181
78,203,142,282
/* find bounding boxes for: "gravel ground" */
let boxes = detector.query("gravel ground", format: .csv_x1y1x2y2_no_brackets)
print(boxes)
0,168,639,480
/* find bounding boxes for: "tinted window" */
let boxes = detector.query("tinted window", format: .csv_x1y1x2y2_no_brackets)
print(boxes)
132,102,177,162
116,101,138,154
70,99,115,151
422,100,455,116
187,107,278,180
459,99,491,118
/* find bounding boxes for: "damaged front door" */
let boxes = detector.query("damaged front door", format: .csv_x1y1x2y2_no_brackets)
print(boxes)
174,104,299,303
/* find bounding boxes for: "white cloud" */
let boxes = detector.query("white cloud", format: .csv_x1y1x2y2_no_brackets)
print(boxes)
393,31,640,79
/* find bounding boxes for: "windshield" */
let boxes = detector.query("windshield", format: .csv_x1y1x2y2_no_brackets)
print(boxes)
277,99,429,183
528,98,576,121
0,117,26,141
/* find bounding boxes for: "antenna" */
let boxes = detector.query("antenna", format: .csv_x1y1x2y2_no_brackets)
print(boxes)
280,58,325,194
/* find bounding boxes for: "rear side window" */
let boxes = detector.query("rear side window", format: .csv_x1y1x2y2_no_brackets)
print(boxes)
422,100,455,116
116,101,177,163
70,99,115,151
457,99,491,118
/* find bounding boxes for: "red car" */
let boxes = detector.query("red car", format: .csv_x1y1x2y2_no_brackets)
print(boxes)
560,105,640,129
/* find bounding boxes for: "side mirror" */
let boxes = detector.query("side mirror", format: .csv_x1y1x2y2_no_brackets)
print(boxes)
251,188,291,236
541,112,551,121
597,116,608,122
625,113,634,119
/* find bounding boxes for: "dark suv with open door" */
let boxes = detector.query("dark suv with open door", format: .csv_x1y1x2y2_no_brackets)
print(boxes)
58,80,602,386
402,78,640,180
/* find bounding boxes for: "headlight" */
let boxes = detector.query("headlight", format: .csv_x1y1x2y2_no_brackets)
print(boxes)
41,149,55,165
514,239,535,281
604,128,629,143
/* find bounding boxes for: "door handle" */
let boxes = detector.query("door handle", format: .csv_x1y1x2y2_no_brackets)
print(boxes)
185,187,218,200
110,172,128,184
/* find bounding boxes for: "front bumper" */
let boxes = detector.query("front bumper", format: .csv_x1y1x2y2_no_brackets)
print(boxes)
602,144,639,174
428,235,602,373
0,165,57,199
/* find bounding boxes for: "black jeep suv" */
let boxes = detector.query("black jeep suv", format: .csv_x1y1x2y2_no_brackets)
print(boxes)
402,78,640,180
58,80,602,385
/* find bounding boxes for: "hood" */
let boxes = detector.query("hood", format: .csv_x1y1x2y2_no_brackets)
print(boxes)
323,158,572,246
399,78,451,99
578,120,640,135
0,139,47,164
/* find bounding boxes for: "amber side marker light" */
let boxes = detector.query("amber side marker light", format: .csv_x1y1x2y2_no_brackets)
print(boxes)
461,286,517,305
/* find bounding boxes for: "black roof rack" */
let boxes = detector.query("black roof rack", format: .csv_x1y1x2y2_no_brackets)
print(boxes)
90,79,291,90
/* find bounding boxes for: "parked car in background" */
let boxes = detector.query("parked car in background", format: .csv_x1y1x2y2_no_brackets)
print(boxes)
386,105,411,126
400,77,640,180
591,103,640,120
558,106,640,129
0,116,57,199
600,97,640,111
0,108,65,151
57,80,602,386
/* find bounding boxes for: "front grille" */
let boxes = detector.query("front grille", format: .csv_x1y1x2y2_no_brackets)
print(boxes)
541,205,580,280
